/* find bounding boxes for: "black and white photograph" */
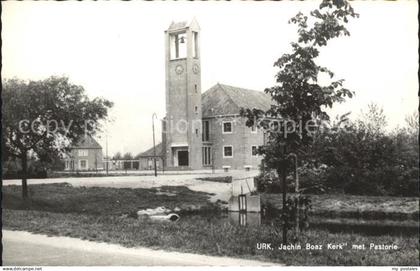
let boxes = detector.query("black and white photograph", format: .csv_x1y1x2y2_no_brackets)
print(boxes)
1,0,419,269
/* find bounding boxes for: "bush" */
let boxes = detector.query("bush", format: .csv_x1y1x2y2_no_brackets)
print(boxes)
297,164,328,194
2,156,63,179
255,171,282,193
307,118,419,197
2,160,49,179
256,165,329,194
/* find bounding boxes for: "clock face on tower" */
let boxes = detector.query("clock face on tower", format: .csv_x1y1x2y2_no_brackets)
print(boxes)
193,64,200,74
175,65,184,75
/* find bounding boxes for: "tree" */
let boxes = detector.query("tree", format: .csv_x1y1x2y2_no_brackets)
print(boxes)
123,152,133,160
2,76,113,199
359,102,387,137
404,110,419,137
300,106,419,197
241,0,358,221
113,152,122,160
312,116,418,196
243,0,358,166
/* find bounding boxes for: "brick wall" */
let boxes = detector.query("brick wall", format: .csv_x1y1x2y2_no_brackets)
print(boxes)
207,116,264,170
164,24,202,169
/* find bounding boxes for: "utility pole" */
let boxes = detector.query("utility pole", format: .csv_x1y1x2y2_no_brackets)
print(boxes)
95,154,98,173
211,148,215,174
106,134,109,176
152,113,158,177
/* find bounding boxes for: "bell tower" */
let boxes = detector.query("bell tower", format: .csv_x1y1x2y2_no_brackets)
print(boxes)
164,19,202,169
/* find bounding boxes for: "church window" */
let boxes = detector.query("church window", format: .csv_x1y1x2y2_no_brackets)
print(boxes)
202,146,212,166
192,32,198,58
195,106,198,114
252,146,258,156
223,121,233,134
170,32,187,60
202,120,210,141
223,146,233,158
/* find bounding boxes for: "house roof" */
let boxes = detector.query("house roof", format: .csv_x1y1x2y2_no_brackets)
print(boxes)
201,83,273,118
71,136,102,149
138,142,163,157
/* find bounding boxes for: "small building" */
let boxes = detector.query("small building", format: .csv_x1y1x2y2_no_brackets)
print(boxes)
64,136,103,171
137,143,164,170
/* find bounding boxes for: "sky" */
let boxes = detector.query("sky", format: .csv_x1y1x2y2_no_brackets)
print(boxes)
2,1,418,156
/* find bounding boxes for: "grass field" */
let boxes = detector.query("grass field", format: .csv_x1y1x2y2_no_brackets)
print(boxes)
2,183,218,215
262,193,419,219
2,183,419,265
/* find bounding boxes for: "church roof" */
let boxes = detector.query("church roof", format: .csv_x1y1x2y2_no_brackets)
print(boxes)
138,142,163,157
168,21,188,30
167,18,200,31
201,83,273,118
71,135,102,149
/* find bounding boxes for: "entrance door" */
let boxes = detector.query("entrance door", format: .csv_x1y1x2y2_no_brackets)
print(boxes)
178,151,189,166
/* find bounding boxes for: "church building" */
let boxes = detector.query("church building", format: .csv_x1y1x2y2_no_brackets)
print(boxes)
160,19,273,170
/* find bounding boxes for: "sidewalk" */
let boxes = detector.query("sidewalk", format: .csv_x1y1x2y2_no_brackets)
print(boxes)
2,230,278,266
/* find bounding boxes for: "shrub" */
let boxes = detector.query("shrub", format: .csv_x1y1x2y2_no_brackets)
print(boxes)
297,164,328,194
308,117,419,197
255,170,282,193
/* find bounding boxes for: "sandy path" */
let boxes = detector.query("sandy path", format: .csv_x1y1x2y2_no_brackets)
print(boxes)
2,230,278,266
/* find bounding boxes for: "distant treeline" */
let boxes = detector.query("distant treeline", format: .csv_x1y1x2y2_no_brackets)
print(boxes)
257,106,419,197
